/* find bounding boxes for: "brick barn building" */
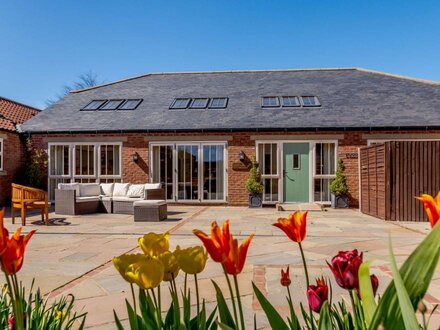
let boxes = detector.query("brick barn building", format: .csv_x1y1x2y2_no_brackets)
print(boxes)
20,68,440,207
0,97,40,205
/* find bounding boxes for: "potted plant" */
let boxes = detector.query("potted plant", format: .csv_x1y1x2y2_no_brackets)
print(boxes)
245,159,264,208
330,159,349,208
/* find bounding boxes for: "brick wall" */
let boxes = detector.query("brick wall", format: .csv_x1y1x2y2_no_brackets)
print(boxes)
30,130,440,207
0,132,26,206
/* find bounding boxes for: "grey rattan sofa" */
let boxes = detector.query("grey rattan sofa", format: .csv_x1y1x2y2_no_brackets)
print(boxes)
55,183,166,218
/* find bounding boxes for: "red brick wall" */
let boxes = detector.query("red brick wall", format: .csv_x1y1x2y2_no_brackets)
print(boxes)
0,132,26,206
29,130,440,207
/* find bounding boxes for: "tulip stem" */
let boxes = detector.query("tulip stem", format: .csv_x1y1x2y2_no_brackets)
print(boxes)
184,273,188,297
11,273,24,330
157,285,162,328
298,242,314,329
222,264,239,329
194,274,200,325
130,283,137,315
233,275,245,330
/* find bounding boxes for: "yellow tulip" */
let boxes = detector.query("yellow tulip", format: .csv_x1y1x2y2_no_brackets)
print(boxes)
126,257,165,290
113,253,148,283
158,251,180,281
174,245,208,274
138,232,170,256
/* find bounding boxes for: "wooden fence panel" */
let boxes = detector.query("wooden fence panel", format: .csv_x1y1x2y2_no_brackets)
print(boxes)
360,141,440,222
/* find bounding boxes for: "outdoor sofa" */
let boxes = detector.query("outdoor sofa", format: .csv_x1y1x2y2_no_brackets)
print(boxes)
55,182,167,221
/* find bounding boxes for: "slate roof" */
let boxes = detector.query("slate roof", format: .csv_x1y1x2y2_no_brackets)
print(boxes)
0,97,40,132
21,68,440,133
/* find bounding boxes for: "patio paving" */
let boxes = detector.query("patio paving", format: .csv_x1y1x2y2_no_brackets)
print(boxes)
2,206,439,329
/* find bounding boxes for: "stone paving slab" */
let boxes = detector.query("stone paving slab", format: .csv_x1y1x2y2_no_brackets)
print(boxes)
1,206,438,329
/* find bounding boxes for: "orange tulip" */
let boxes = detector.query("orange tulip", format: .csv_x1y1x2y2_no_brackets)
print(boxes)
273,211,308,243
416,192,440,228
193,220,231,263
0,208,36,275
223,234,254,275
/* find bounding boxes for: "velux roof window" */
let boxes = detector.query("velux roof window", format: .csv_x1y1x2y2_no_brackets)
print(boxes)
209,97,228,109
261,96,280,107
190,98,209,109
81,99,143,111
300,96,320,107
170,98,191,109
281,96,300,107
82,100,106,110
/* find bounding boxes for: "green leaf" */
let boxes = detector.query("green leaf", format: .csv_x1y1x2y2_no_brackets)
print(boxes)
387,236,420,329
212,281,235,328
358,262,377,326
317,301,331,330
125,299,139,330
252,282,289,330
370,222,440,329
113,310,125,330
215,321,236,330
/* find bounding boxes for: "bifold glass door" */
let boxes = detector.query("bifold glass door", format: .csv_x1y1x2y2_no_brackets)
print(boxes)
151,143,226,202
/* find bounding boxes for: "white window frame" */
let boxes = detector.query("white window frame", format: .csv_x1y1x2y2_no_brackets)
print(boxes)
48,142,122,200
73,143,97,181
256,142,280,203
0,138,4,171
312,141,338,203
149,141,228,203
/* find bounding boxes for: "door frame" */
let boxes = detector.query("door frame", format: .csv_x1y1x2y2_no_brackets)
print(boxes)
149,141,228,203
256,139,338,204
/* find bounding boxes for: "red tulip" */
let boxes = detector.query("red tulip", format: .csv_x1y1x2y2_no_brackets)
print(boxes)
416,192,440,228
280,266,291,287
370,274,379,296
193,220,231,263
327,249,363,290
0,208,36,275
223,234,254,275
273,211,307,243
307,277,329,313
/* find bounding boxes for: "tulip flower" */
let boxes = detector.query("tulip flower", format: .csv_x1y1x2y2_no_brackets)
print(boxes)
370,274,379,297
113,253,148,283
126,257,164,290
273,211,307,243
280,266,291,287
138,232,170,256
174,245,208,275
416,192,440,228
158,251,179,282
223,234,254,276
327,249,363,290
0,209,36,275
193,220,231,262
307,277,329,313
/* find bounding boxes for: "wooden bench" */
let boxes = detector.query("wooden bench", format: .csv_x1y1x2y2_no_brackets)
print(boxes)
11,183,49,226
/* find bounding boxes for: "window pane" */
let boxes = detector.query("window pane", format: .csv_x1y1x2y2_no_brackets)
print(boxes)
262,97,279,107
190,98,209,108
119,99,142,110
314,178,331,202
259,143,277,175
83,100,106,110
100,145,120,176
152,145,174,200
177,145,199,200
50,145,70,176
282,96,300,107
209,98,228,108
171,98,191,109
75,145,95,176
315,143,335,175
100,100,124,110
263,178,279,202
203,145,224,200
301,96,320,106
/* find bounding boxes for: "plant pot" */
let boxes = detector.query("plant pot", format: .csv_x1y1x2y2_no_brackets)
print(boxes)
248,193,263,208
331,193,349,208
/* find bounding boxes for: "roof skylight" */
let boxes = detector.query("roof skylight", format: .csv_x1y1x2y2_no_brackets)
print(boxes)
119,99,142,110
209,98,228,109
100,99,124,110
170,98,191,109
261,97,280,107
300,96,320,107
190,98,209,109
82,100,106,110
281,96,300,107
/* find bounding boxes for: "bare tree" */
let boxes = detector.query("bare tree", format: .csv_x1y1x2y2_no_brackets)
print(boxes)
46,71,102,107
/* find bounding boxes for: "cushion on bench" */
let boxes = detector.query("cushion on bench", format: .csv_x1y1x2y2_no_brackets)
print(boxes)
113,183,130,197
145,183,161,190
58,183,80,196
127,184,145,198
79,183,101,197
133,200,166,206
100,183,115,197
76,196,100,203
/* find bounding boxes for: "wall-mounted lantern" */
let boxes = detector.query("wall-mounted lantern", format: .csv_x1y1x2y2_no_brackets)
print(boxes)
132,152,139,162
239,150,246,162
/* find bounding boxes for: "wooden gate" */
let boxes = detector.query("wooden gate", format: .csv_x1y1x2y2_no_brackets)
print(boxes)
360,141,440,222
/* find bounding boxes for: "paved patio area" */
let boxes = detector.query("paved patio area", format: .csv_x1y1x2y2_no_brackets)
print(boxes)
2,206,439,329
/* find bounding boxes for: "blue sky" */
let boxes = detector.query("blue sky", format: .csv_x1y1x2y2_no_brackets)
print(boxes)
1,0,440,109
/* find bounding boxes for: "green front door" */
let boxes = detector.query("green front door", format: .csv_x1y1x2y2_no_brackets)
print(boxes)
283,143,310,202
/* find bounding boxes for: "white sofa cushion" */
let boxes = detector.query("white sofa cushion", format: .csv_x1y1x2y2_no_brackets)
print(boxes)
127,184,145,198
145,183,161,190
113,183,130,197
58,183,80,196
79,183,101,197
133,200,166,206
99,195,112,202
76,196,100,203
112,196,143,202
100,183,115,197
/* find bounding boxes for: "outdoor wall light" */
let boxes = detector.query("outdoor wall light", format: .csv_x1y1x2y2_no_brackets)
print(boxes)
239,150,246,162
132,152,139,162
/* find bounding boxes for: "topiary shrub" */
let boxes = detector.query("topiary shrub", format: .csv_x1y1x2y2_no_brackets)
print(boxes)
330,158,348,196
245,159,264,195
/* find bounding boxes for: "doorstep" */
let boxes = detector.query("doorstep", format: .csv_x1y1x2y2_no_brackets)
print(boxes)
276,202,325,212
